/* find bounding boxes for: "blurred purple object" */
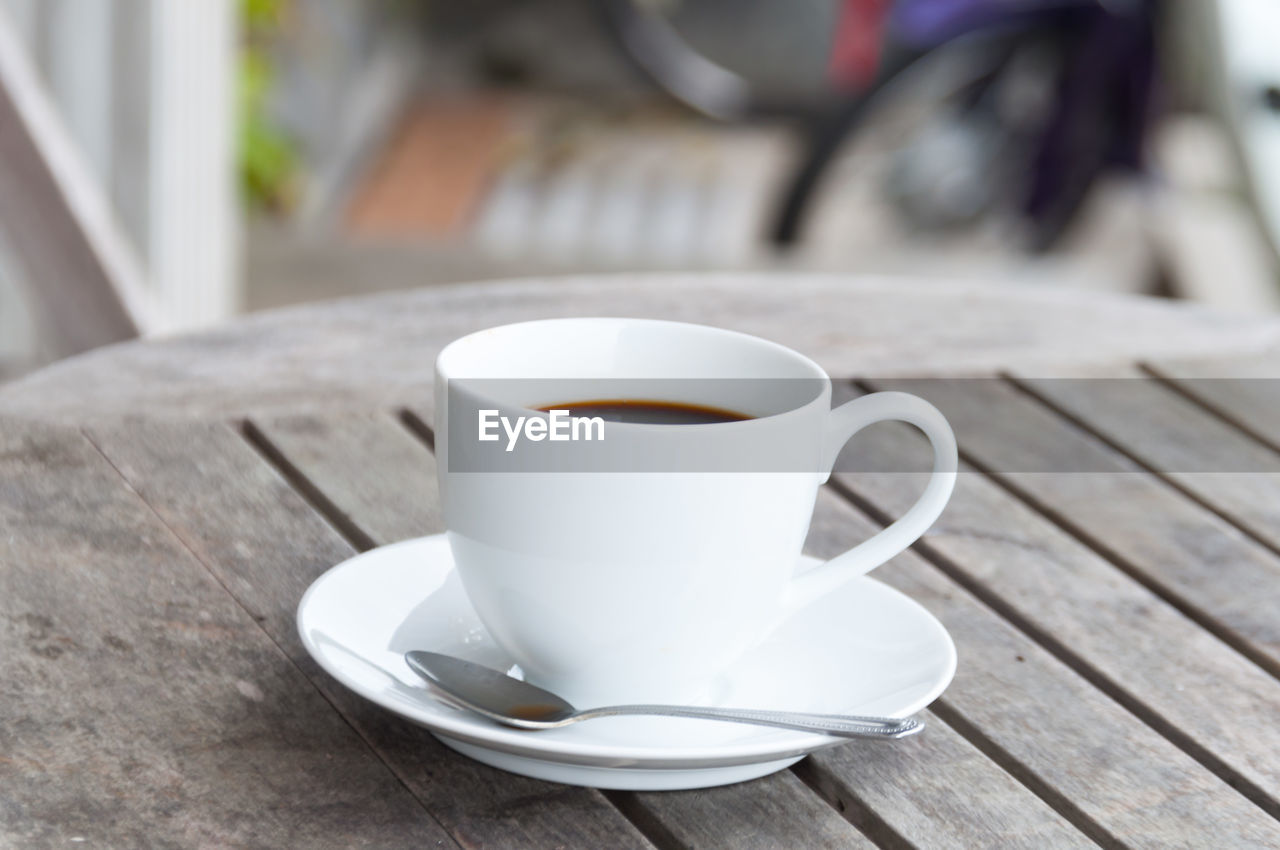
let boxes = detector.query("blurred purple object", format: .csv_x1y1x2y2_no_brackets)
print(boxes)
890,0,1103,46
773,0,1158,249
1023,0,1155,245
896,0,1157,245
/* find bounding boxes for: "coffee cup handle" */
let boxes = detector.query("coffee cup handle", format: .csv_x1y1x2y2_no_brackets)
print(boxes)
783,391,957,614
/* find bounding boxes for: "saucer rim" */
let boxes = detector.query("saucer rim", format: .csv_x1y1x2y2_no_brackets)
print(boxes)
297,534,957,768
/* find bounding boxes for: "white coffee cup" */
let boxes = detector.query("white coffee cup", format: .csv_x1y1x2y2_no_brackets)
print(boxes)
435,318,956,707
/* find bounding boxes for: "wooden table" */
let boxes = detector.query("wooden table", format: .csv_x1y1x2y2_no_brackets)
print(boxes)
5,274,1280,848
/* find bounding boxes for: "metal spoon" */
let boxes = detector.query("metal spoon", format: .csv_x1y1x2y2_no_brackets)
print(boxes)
404,651,922,739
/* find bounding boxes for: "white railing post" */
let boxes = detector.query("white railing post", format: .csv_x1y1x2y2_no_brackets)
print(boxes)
1,0,35,47
148,0,239,333
45,0,114,187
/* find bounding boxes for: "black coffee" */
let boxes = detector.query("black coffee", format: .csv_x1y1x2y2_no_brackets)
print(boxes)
537,399,751,425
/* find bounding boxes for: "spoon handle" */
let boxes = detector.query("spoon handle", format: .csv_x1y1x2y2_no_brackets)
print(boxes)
576,705,923,739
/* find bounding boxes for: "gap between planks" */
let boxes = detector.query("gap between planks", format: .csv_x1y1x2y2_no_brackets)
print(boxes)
77,425,467,850
397,407,435,451
240,419,377,552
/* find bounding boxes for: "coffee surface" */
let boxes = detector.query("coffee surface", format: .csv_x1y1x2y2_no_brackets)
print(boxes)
537,399,750,425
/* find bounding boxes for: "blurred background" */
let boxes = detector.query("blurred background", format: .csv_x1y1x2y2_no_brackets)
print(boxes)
2,0,1279,380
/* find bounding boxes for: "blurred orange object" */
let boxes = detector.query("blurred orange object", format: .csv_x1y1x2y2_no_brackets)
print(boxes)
346,97,513,239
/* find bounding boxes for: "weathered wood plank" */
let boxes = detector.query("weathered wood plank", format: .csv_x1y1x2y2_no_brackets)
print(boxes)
615,771,879,850
87,419,655,850
836,383,1280,821
0,419,455,847
806,488,1280,847
247,412,879,849
867,377,1280,677
5,276,1280,420
798,710,1093,850
1007,368,1280,556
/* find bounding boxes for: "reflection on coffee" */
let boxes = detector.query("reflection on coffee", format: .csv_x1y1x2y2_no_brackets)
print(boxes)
538,399,751,425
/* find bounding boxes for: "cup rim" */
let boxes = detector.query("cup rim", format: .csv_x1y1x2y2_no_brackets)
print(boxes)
436,317,832,429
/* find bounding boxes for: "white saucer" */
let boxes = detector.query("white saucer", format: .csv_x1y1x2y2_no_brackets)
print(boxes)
297,534,956,790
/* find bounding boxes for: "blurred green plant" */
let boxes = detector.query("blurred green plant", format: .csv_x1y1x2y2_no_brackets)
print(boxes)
239,0,299,212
